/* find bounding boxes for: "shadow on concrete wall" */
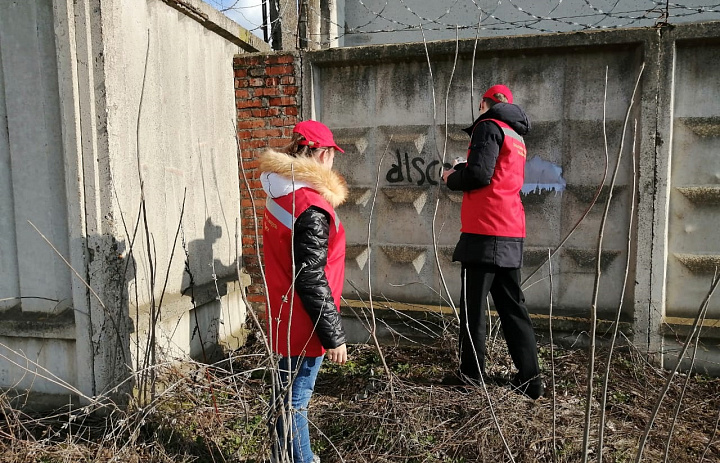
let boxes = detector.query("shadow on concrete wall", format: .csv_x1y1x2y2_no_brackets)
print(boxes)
181,217,237,363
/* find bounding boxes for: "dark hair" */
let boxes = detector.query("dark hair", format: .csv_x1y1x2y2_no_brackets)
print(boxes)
286,133,322,158
482,92,508,108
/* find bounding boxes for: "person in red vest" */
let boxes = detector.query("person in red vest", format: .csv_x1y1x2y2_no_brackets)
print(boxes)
441,84,544,400
259,120,348,463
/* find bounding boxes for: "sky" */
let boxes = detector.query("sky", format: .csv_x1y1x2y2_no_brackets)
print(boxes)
203,0,266,39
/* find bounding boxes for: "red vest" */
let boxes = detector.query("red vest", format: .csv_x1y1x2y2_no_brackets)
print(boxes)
263,188,346,357
461,119,527,237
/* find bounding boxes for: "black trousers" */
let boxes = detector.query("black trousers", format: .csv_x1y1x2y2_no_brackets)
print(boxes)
458,264,540,381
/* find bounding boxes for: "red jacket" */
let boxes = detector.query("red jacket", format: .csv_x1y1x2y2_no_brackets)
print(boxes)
260,149,348,357
461,118,527,237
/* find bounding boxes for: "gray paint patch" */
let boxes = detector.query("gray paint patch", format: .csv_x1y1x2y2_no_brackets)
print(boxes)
522,156,566,195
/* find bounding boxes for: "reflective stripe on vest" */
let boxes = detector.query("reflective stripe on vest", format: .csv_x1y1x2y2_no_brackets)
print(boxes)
267,196,341,232
502,127,524,144
266,197,294,230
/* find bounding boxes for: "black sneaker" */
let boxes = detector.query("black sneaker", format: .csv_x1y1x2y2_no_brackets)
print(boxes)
510,375,544,400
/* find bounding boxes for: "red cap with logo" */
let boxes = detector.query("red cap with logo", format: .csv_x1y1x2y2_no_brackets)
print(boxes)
293,120,345,153
482,84,513,104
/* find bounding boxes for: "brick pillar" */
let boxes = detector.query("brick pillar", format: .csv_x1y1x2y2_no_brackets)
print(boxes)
233,53,300,310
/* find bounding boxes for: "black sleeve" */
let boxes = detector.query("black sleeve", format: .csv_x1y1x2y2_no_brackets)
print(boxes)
292,206,346,349
446,120,504,191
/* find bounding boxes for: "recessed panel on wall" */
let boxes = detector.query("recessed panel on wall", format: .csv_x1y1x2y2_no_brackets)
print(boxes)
666,41,720,320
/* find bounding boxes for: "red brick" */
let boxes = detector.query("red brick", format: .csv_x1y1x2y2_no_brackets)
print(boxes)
269,138,290,148
242,218,262,228
237,110,254,119
248,108,265,117
283,107,298,116
241,160,260,170
249,67,267,77
244,236,264,247
242,227,262,237
270,117,297,127
235,89,250,98
252,128,283,138
246,294,266,304
240,188,252,198
242,246,257,256
282,86,298,96
240,139,268,150
237,100,263,109
234,69,247,78
282,127,295,137
236,79,249,88
249,78,265,87
237,56,262,66
242,225,261,234
254,88,280,97
280,76,295,85
267,54,294,64
266,65,293,76
240,151,256,159
248,284,267,295
269,97,296,106
243,254,259,264
243,207,264,218
237,119,266,130
265,77,280,86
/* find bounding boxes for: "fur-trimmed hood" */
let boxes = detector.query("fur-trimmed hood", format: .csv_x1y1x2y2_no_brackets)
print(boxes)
258,149,348,208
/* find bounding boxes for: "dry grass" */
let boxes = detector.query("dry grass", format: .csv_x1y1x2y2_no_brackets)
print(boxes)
1,331,719,463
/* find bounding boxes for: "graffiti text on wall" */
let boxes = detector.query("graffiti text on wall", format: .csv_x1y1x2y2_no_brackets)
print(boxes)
386,150,451,186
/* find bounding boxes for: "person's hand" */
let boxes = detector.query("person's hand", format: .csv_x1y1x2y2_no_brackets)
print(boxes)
326,344,347,364
442,169,454,184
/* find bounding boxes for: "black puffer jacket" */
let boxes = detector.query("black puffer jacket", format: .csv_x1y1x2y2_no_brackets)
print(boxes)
447,103,530,191
293,206,346,349
448,102,531,269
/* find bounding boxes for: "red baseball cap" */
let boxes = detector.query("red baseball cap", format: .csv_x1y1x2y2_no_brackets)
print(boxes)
482,84,513,104
293,120,345,153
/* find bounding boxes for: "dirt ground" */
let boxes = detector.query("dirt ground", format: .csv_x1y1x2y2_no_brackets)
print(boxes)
2,331,719,462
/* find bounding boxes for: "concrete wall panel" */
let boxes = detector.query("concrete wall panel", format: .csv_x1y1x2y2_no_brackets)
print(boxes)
97,0,248,370
0,337,76,396
0,0,264,404
666,39,720,320
0,33,19,312
306,37,644,320
0,0,71,313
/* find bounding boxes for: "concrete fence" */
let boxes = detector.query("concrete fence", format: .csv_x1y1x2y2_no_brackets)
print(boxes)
236,21,720,374
0,0,268,409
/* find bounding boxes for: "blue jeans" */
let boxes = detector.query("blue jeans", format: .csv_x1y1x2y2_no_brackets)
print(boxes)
271,355,323,463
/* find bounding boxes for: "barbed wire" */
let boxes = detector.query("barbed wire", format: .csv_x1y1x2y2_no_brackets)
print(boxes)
216,0,720,48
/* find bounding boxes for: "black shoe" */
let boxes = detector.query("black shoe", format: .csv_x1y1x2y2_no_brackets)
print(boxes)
440,371,484,387
440,372,469,386
510,375,544,400
440,371,494,387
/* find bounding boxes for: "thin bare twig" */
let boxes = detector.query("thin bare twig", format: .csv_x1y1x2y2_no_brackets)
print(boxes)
598,119,638,461
367,136,394,385
549,248,557,463
584,62,645,462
